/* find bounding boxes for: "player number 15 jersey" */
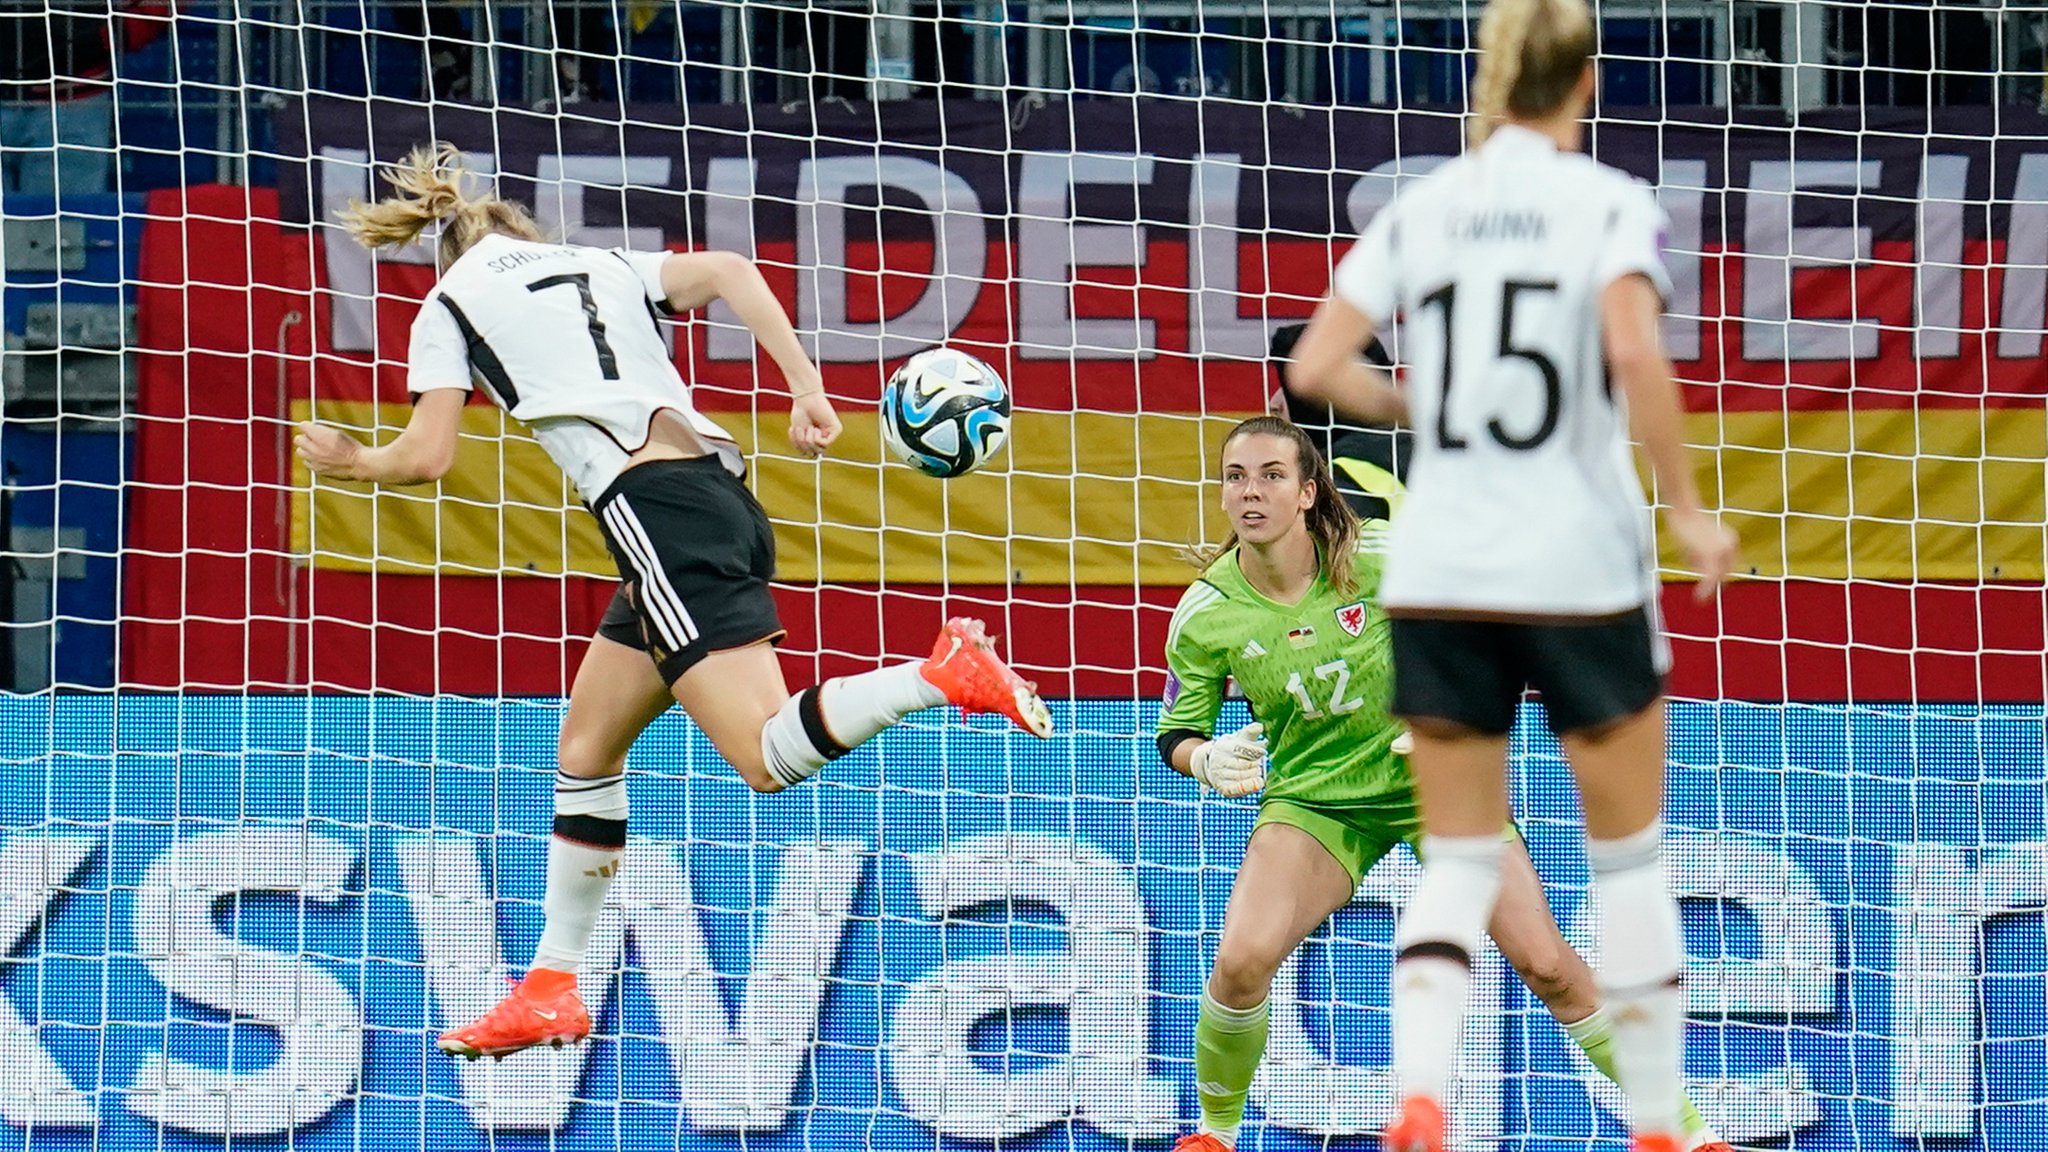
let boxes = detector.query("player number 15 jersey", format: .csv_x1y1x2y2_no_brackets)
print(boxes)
1334,125,1674,617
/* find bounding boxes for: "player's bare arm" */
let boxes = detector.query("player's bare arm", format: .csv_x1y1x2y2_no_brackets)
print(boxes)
1286,295,1407,426
657,250,839,457
294,387,465,485
1601,272,1737,600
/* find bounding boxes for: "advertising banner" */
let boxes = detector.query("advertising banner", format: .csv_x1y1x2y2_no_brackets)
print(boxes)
276,97,2048,406
267,97,2048,588
0,697,2040,1150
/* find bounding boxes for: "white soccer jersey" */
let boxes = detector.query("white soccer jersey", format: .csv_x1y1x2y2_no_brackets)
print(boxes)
1332,125,1674,617
406,233,737,501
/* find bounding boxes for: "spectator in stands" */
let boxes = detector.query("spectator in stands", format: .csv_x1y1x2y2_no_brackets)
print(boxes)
386,5,475,101
547,1,618,105
0,2,173,196
534,2,672,106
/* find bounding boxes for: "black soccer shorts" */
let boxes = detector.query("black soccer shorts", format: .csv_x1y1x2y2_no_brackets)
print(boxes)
591,455,786,686
1389,607,1669,737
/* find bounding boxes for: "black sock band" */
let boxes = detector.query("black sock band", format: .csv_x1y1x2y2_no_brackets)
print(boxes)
554,813,628,850
1396,940,1473,968
797,687,852,760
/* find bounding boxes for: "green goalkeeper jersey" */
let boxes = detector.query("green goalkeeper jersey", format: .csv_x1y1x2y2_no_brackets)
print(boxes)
1158,543,1410,808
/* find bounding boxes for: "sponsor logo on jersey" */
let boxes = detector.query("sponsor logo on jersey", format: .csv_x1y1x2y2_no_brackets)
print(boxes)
1287,626,1315,648
1241,639,1266,659
1162,672,1182,707
1335,601,1368,637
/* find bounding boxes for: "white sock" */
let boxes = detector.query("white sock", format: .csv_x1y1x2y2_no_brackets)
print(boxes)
824,662,947,735
1391,834,1506,1102
760,663,944,788
530,771,628,974
1589,821,1687,1138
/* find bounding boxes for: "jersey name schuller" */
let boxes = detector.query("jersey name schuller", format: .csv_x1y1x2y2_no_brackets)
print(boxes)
484,246,562,274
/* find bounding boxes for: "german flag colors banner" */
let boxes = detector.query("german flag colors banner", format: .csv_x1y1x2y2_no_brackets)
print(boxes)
120,102,2048,698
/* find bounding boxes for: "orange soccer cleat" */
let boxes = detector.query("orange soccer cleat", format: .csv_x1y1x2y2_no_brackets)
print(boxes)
1689,1142,1736,1152
921,617,1054,739
1631,1136,1686,1152
1173,1134,1232,1152
436,969,591,1061
1381,1095,1445,1152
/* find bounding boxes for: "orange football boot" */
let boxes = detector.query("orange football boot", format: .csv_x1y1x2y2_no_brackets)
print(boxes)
921,617,1054,738
436,969,591,1061
1632,1135,1686,1152
1173,1134,1232,1152
1381,1095,1445,1152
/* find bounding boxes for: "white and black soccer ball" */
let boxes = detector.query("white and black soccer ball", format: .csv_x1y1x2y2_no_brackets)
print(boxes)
880,347,1012,479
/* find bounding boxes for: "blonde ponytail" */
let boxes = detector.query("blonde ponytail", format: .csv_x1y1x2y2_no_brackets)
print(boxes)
1469,0,1532,146
338,142,544,268
1468,0,1596,147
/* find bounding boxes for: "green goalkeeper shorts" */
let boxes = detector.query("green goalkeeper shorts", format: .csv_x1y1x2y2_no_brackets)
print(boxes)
1254,797,1523,891
1254,796,1424,891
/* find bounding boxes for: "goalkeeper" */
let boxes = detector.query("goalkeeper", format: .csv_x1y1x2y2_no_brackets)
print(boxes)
1158,415,1726,1152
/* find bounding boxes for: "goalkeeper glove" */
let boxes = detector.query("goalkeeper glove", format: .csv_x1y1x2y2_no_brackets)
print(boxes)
1191,723,1267,797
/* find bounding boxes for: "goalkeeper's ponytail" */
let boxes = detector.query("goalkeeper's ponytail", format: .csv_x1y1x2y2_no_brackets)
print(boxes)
1291,421,1363,598
1468,0,1596,147
339,142,544,269
1185,416,1362,599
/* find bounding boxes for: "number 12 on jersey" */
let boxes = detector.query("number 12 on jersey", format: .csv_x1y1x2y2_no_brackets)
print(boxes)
1285,660,1365,719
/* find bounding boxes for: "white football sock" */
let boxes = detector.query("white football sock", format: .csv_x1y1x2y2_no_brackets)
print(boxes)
530,771,628,974
1391,833,1506,1102
760,663,944,788
1589,821,1687,1138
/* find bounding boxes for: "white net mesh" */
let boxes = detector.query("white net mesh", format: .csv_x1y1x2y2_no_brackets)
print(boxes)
0,2,2044,1150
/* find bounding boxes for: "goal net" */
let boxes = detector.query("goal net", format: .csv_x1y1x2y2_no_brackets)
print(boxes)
0,2,2042,1150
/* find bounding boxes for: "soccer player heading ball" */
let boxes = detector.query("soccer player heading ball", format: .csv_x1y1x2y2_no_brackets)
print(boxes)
294,144,1053,1061
1159,418,1729,1152
1286,0,1741,1147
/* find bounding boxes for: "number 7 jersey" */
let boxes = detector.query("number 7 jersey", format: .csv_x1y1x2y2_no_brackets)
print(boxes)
1333,124,1674,617
405,233,737,503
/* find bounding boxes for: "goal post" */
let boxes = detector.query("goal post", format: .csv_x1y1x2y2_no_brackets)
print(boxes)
0,4,2043,1151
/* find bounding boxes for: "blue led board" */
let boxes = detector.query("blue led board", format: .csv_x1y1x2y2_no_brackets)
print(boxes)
0,696,2039,1151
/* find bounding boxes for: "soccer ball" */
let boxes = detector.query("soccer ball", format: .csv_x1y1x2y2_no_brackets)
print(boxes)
880,347,1012,479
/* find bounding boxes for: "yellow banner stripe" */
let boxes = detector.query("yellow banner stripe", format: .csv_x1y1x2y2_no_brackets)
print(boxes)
289,401,1244,584
290,402,2046,584
1709,407,2045,581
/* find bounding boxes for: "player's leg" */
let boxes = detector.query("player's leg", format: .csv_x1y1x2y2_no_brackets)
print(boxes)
610,460,1050,796
1556,701,1687,1143
1183,804,1377,1152
671,616,1048,794
1486,838,1598,1019
438,617,674,1061
1525,610,1687,1147
1383,617,1521,1152
1486,839,1727,1151
535,630,675,973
